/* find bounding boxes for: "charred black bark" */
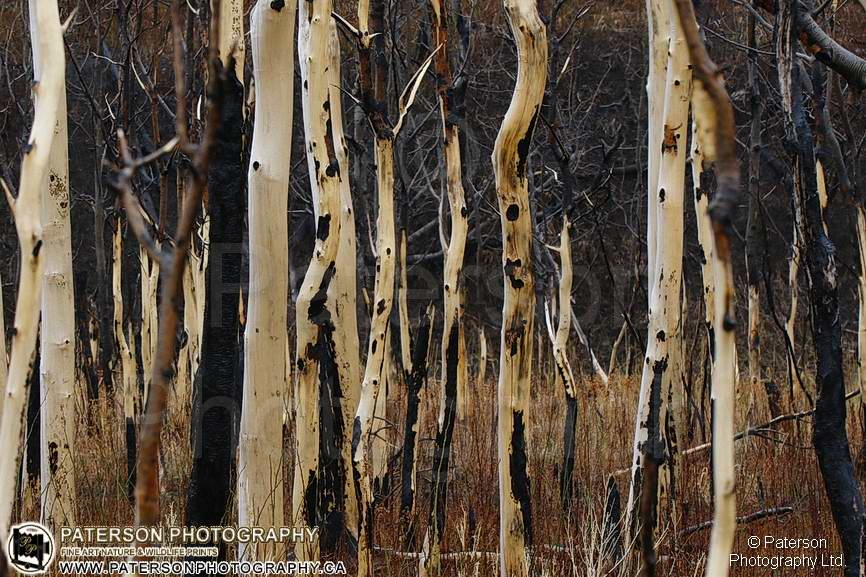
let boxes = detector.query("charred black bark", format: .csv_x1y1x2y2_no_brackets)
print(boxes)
510,410,533,546
318,322,345,552
25,340,41,484
639,358,666,577
125,416,136,502
400,307,433,550
559,395,578,509
745,5,766,384
789,24,865,574
428,323,461,552
185,60,244,570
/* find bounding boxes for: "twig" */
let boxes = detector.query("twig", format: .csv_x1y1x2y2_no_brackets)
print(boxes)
679,506,795,538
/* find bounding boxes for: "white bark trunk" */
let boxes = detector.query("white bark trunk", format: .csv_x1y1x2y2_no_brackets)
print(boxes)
492,1,547,574
646,0,670,297
419,1,471,569
327,19,361,539
294,0,346,561
238,0,294,561
691,120,715,352
0,0,63,548
478,327,487,389
626,0,690,542
353,135,396,576
113,227,137,434
214,0,245,80
671,2,741,572
703,173,737,577
139,246,159,409
30,0,76,529
0,278,6,418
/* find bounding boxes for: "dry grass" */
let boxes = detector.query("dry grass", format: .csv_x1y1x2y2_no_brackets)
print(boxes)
15,356,864,576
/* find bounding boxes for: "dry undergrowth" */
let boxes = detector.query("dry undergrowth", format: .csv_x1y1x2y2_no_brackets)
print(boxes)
16,362,864,576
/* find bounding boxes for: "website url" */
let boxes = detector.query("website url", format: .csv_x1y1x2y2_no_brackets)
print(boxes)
57,560,348,575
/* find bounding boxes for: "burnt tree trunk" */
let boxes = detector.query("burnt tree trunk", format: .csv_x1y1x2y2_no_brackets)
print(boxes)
400,304,434,550
186,60,244,553
789,9,865,573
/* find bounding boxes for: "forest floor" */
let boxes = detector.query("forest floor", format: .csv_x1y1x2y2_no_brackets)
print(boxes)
17,364,863,576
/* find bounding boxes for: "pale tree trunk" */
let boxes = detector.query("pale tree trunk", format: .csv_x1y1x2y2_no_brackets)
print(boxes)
238,0,294,561
545,221,578,511
139,246,159,408
351,0,398,572
0,0,63,554
113,225,138,501
420,0,469,571
786,230,801,404
645,0,670,294
0,279,6,417
492,1,546,575
625,4,670,548
30,0,76,529
626,0,690,554
181,205,205,411
671,3,740,576
322,19,361,544
352,136,396,577
294,12,360,549
477,327,487,390
692,122,715,362
214,0,244,80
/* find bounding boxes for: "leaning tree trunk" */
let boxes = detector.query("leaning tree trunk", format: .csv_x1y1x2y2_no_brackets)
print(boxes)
672,3,741,576
187,54,244,559
419,0,470,573
30,0,76,530
0,0,63,554
626,0,690,550
491,1,546,575
238,0,294,561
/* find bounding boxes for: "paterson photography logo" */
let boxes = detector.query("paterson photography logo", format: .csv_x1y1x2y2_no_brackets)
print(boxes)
5,523,55,574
